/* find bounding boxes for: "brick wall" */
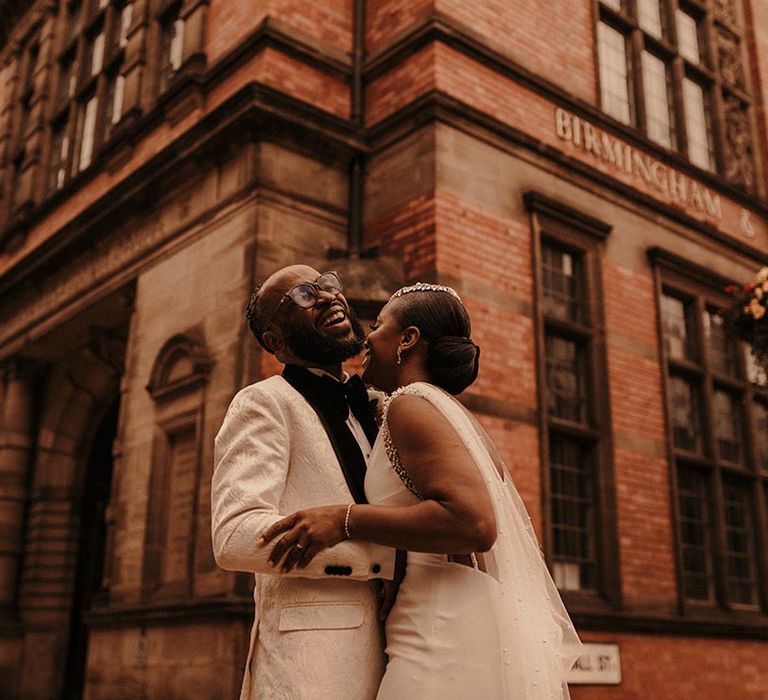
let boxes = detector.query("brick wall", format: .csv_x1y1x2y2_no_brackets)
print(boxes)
207,0,352,64
573,631,768,700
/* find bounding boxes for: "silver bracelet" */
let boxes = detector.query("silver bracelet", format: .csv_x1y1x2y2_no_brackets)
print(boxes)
344,503,354,540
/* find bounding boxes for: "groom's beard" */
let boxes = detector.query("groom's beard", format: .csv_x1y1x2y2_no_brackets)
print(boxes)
284,308,365,365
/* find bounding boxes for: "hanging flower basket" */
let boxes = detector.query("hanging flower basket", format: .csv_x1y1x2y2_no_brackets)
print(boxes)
723,267,768,368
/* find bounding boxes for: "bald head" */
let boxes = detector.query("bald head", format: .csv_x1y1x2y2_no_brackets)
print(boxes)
257,265,320,314
246,265,320,352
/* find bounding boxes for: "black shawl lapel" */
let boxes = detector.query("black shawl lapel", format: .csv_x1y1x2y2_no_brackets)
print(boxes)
281,365,372,504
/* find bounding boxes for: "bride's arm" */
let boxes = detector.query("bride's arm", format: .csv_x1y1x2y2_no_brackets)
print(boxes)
263,393,497,572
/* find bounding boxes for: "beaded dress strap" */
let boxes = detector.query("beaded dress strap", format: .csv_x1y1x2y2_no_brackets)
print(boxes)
380,384,430,500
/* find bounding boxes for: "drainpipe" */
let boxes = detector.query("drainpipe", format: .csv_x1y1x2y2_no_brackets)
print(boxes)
347,0,366,258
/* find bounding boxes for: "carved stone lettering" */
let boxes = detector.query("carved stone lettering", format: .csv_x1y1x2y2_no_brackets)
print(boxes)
553,107,724,218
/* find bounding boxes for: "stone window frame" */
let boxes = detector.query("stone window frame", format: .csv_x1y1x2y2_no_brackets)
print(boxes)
650,248,768,621
593,0,758,192
526,192,622,612
155,0,186,94
143,332,212,601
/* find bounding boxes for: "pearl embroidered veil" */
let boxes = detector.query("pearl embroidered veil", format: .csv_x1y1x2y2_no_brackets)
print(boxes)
386,383,583,699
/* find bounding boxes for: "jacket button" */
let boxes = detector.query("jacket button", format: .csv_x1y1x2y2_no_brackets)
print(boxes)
371,564,381,574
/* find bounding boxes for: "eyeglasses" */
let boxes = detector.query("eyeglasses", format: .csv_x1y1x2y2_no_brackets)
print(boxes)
263,271,343,331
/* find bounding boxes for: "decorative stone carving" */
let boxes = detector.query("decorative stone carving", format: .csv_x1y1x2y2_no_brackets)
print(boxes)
712,0,739,27
716,26,745,89
146,331,212,401
723,95,755,192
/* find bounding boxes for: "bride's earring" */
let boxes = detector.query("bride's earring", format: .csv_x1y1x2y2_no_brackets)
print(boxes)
396,346,403,365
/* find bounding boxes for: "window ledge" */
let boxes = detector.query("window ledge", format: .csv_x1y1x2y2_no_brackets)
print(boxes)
570,606,768,640
82,596,253,628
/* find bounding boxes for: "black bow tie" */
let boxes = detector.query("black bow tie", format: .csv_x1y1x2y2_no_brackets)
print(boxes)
318,374,378,444
320,374,366,419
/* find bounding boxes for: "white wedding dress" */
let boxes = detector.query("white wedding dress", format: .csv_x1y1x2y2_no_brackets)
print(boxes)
365,383,582,700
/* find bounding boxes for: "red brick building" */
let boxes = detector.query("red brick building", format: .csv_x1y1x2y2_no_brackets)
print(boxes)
0,0,767,698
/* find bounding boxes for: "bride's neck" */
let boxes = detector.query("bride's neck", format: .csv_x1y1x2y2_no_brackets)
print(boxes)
394,363,431,390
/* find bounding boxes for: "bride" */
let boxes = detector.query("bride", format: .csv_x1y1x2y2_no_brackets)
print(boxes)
262,283,582,699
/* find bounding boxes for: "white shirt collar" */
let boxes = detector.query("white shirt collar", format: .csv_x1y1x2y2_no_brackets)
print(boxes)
305,367,350,383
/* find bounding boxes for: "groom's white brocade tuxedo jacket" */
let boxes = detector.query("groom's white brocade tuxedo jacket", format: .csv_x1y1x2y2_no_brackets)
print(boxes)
212,375,395,700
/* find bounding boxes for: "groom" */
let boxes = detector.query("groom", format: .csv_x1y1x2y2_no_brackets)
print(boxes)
212,265,395,700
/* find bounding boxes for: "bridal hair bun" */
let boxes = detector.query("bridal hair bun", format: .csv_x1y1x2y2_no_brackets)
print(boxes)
388,282,481,395
428,336,480,395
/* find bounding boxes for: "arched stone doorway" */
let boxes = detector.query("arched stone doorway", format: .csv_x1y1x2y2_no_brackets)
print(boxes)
7,289,133,700
62,395,120,700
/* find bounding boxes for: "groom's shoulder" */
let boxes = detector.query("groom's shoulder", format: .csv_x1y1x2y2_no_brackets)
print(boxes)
231,374,289,405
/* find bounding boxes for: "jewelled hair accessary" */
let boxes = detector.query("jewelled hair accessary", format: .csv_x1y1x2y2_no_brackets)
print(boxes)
389,282,462,303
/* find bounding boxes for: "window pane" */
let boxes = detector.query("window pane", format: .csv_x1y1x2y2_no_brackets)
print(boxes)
713,389,744,463
661,293,696,362
669,375,703,453
546,335,588,424
642,51,674,148
160,16,185,91
120,3,133,47
57,53,77,105
78,96,98,171
676,10,701,64
48,120,69,192
637,0,663,38
109,2,134,54
597,23,631,124
104,73,125,136
170,19,185,70
722,479,759,606
677,466,714,601
91,31,105,76
683,78,714,170
542,243,584,322
550,436,596,591
752,400,768,471
704,309,738,376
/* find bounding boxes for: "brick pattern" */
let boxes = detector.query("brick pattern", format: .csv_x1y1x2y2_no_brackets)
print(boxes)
366,0,434,55
206,4,268,63
207,0,352,64
255,47,350,119
435,193,536,408
268,0,353,52
365,44,437,126
574,631,768,700
365,193,437,279
437,0,596,103
601,261,677,601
